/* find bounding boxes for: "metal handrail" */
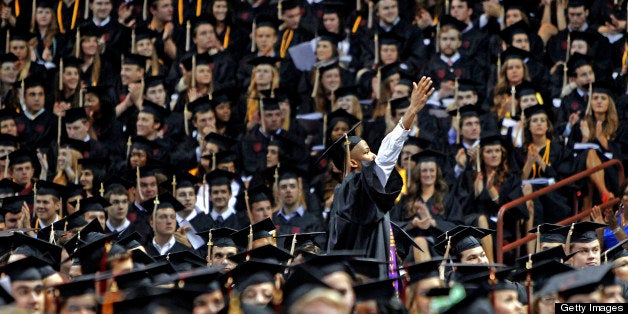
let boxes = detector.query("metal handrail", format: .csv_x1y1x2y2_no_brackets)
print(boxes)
496,159,625,263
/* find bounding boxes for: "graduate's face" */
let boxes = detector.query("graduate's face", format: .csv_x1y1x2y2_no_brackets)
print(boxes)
210,184,231,210
4,211,23,229
0,118,17,136
321,69,341,91
400,145,419,169
460,116,480,141
139,176,159,201
322,272,355,310
505,59,524,85
151,0,173,23
195,64,213,85
35,8,53,27
11,280,45,313
0,144,15,157
9,41,28,60
350,140,376,169
145,84,167,107
266,145,279,168
569,241,600,268
81,37,99,57
136,112,160,138
511,33,530,52
66,120,89,141
540,242,562,252
570,40,588,56
24,86,45,114
135,38,154,57
377,0,399,25
612,256,628,281
84,93,100,115
255,27,277,53
460,246,489,264
322,13,340,33
451,0,472,23
590,92,610,114
250,200,273,224
106,194,129,222
504,9,523,27
175,187,197,212
11,162,34,185
456,91,477,106
419,161,437,187
409,277,441,313
439,29,461,56
129,148,148,168
573,65,594,88
59,294,98,314
278,178,300,207
214,102,231,122
0,61,17,84
120,65,144,86
193,110,216,137
380,44,399,65
335,96,355,113
282,7,302,30
151,207,177,236
493,290,523,314
193,290,226,314
316,40,335,61
263,109,282,133
35,195,60,222
567,7,588,31
528,113,548,137
330,121,350,142
84,210,106,230
80,169,94,191
254,65,274,86
209,246,237,271
90,0,112,20
62,67,80,90
212,0,229,22
520,94,537,110
481,144,502,168
393,84,411,99
241,282,274,306
601,285,625,303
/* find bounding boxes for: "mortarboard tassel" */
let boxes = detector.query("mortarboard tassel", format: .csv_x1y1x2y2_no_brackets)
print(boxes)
496,55,501,81
259,97,266,133
191,55,196,88
125,136,132,160
153,193,160,215
84,0,89,20
185,21,191,52
3,154,9,178
57,115,62,149
79,87,84,107
563,33,571,89
435,21,440,54
131,27,136,54
75,27,81,58
31,1,36,31
244,190,251,212
184,104,190,136
356,0,361,11
445,0,450,15
344,133,351,178
14,0,19,17
251,21,257,52
49,220,55,244
376,67,381,99
585,82,592,114
5,29,9,54
59,58,64,91
311,68,320,98
196,0,202,17
171,175,177,195
476,145,481,173
99,183,104,197
564,223,575,254
207,229,214,264
273,162,280,192
211,153,216,171
136,166,144,201
246,225,253,259
510,85,516,118
277,0,282,20
74,161,79,184
535,228,541,253
525,254,533,314
322,113,327,147
367,1,373,29
143,0,148,21
178,0,183,24
374,33,379,65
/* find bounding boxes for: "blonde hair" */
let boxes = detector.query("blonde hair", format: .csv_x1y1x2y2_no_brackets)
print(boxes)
30,6,59,49
246,64,279,125
492,58,530,113
584,94,619,141
53,148,83,186
78,36,102,86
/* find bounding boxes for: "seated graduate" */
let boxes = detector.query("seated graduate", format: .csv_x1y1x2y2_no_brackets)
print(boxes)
324,76,434,279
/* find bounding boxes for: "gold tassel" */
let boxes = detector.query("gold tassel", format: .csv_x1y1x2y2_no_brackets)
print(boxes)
3,154,9,178
185,21,191,52
445,0,450,15
310,68,320,98
277,0,282,20
171,175,177,195
84,0,89,20
178,0,183,25
136,166,144,201
5,30,9,54
59,58,64,91
510,85,516,117
259,97,266,133
376,67,381,99
191,55,196,88
99,183,104,197
196,0,202,17
251,21,257,52
184,104,190,136
75,27,80,58
143,0,148,20
563,33,571,89
586,82,592,114
374,33,379,65
367,1,373,29
126,136,132,160
476,145,481,173
564,223,575,254
344,134,351,177
131,27,136,54
322,113,327,147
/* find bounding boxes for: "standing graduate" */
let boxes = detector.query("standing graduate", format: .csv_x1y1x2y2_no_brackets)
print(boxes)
325,76,434,279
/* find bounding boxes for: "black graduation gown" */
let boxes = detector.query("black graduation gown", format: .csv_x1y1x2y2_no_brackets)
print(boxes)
556,89,587,137
390,193,463,237
127,203,154,244
16,110,57,150
216,24,250,63
238,126,272,175
460,26,489,63
272,209,324,235
145,239,198,257
210,210,250,230
421,53,487,101
188,213,213,233
327,161,403,279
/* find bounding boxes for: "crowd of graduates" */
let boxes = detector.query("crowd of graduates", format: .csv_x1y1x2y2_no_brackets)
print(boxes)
0,0,626,313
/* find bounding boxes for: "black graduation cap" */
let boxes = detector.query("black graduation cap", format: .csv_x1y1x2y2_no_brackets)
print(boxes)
231,218,277,249
456,266,518,291
538,263,614,300
190,14,217,29
282,264,333,309
567,0,588,8
130,136,159,155
20,76,45,89
510,259,574,292
166,171,200,192
405,258,446,285
122,53,148,69
172,266,223,292
210,87,231,105
61,56,83,69
434,226,493,258
247,183,274,208
77,157,108,172
64,107,89,124
196,227,237,248
439,15,467,32
322,0,347,15
499,20,530,45
144,75,165,89
514,80,539,99
229,260,286,292
0,255,49,281
37,209,88,242
566,53,592,77
527,223,565,244
0,109,17,124
389,97,410,112
354,278,397,302
181,53,214,71
144,260,179,283
260,97,281,111
279,0,299,11
379,31,403,48
457,79,479,93
8,28,36,42
275,231,326,253
316,60,340,75
570,31,594,48
76,195,110,213
410,149,444,165
79,23,104,38
318,121,362,171
602,238,628,263
592,80,614,96
380,62,402,82
0,180,25,197
557,221,607,244
131,249,155,265
348,257,388,280
479,133,506,148
140,100,170,121
515,246,575,268
11,232,62,268
522,104,551,120
107,265,153,290
503,0,529,12
301,251,362,277
448,104,484,118
500,46,531,62
277,163,307,182
254,14,280,30
204,133,238,151
155,251,207,272
36,180,64,198
205,169,235,187
116,231,144,250
55,274,96,299
228,244,293,264
334,85,358,99
84,85,110,98
404,133,432,151
0,53,17,64
134,25,158,41
140,193,186,214
317,30,344,46
60,138,89,157
187,97,212,115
